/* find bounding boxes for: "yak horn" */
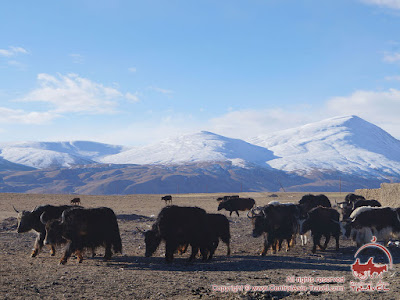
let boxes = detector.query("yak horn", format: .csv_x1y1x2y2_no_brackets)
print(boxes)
40,212,47,225
12,205,19,213
247,206,264,219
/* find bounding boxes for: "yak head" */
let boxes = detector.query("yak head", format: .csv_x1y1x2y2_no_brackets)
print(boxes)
247,206,267,238
218,201,231,211
137,225,162,257
41,212,64,245
13,206,35,233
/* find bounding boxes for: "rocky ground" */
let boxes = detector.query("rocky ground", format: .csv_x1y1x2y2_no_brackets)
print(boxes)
0,192,399,299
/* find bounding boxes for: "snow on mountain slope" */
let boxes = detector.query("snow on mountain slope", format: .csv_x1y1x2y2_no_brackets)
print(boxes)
101,131,276,167
0,141,126,169
249,115,400,177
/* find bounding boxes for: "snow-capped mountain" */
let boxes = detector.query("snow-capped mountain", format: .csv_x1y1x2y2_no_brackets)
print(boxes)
101,131,276,168
0,115,399,194
0,141,126,169
249,115,400,178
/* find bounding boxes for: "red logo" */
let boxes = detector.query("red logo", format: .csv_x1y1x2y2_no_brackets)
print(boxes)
351,257,388,280
349,236,392,292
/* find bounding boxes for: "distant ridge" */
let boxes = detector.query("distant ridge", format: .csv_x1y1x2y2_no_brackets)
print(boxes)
249,115,400,178
101,131,277,167
0,115,399,194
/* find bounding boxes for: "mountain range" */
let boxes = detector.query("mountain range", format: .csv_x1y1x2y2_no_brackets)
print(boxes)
0,115,399,194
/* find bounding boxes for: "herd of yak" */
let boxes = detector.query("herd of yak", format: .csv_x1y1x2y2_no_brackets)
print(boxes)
11,193,400,264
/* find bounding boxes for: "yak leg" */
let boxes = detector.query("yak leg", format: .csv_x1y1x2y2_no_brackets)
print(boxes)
277,239,283,252
312,234,321,254
269,236,277,254
260,234,268,256
60,242,76,265
178,244,188,255
104,242,112,261
50,245,56,256
226,242,231,256
201,246,210,261
335,234,340,251
188,244,199,262
235,211,240,217
75,250,84,263
165,241,177,262
322,234,331,251
31,232,45,257
286,238,292,251
207,240,219,261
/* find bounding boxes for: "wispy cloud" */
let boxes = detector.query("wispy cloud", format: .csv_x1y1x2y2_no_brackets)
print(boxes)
18,73,124,114
383,52,400,63
361,0,400,9
125,92,140,102
148,86,174,95
0,107,58,124
207,108,315,140
325,88,400,137
69,53,84,64
385,75,400,81
0,46,29,57
128,67,137,73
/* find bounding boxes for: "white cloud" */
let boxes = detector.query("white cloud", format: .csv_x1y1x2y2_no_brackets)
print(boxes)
97,113,202,145
69,54,84,64
125,92,140,102
383,52,400,63
128,67,137,73
326,88,400,138
361,0,400,9
0,46,29,57
148,86,174,95
385,75,400,81
202,90,400,141
19,73,124,114
206,108,316,140
0,107,58,124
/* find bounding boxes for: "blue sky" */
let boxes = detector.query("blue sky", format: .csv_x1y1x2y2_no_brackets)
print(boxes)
1,0,400,145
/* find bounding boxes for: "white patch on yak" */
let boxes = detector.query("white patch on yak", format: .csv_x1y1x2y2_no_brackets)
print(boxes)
350,206,393,219
349,206,374,219
351,226,395,247
300,233,308,246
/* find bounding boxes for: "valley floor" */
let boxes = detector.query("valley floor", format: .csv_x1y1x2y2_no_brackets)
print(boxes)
0,192,399,299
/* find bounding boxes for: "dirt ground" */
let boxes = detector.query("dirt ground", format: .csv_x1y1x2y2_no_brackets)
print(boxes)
0,192,399,299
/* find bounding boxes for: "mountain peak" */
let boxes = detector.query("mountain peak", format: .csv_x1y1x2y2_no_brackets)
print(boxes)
250,115,400,177
102,130,276,166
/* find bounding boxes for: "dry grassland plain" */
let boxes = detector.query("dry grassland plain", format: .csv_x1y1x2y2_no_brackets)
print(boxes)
1,192,399,299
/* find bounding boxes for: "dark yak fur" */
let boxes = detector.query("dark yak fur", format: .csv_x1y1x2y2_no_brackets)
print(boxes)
15,204,73,257
298,194,331,218
345,193,365,206
251,203,299,255
300,206,341,253
161,195,172,205
143,205,214,262
341,198,381,220
70,197,81,206
353,199,381,210
178,213,231,259
216,195,239,202
347,207,400,246
44,207,122,264
218,197,255,216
